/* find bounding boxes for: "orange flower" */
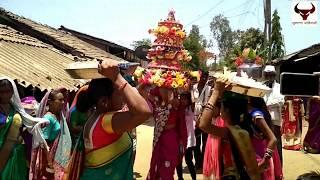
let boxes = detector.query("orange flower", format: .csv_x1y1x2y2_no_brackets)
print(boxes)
235,57,244,67
255,56,263,65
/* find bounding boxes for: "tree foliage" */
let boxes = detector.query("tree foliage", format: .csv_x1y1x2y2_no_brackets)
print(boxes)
209,15,235,58
131,38,151,49
183,25,209,71
271,9,285,60
209,14,265,69
238,28,264,51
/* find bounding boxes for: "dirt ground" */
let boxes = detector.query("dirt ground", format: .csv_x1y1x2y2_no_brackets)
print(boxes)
133,120,320,180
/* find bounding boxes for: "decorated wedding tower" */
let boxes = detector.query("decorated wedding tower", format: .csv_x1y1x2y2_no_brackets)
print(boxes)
134,10,200,90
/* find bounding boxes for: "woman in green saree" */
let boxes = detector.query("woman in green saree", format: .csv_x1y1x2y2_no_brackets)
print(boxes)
0,77,49,180
67,59,152,180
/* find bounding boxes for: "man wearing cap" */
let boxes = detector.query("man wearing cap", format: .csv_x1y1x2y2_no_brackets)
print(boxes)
263,65,285,165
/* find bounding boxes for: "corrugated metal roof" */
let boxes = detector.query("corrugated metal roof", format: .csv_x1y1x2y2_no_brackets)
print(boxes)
272,43,320,65
0,25,83,91
0,8,127,62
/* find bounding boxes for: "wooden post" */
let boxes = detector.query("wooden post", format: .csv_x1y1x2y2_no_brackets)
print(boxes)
264,0,272,63
267,0,272,63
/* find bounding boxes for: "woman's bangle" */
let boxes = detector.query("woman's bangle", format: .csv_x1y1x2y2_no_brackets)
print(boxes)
266,148,273,154
46,167,54,173
206,102,215,108
204,105,214,112
264,148,273,159
264,152,272,159
117,82,128,91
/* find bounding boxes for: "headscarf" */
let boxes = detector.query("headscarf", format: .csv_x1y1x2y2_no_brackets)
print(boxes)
68,85,88,128
21,96,39,116
36,88,72,168
69,85,88,111
0,77,49,149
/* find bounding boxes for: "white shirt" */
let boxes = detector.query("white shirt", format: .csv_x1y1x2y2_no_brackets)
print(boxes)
185,107,196,148
191,83,211,118
264,81,284,126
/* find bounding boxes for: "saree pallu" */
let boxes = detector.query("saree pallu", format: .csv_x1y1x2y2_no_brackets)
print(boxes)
251,137,283,180
1,144,28,180
282,98,304,151
147,128,181,180
80,132,133,180
29,120,70,180
29,139,64,180
304,99,320,153
203,117,236,180
64,134,85,180
80,147,133,180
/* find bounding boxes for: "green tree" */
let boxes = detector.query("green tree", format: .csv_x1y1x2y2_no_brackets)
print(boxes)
131,38,151,49
209,14,266,69
238,28,264,51
209,14,235,58
209,15,243,70
183,25,208,71
271,9,285,60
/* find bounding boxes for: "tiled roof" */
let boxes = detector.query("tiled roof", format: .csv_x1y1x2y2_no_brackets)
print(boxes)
0,25,83,91
0,24,47,47
0,8,126,62
59,25,134,52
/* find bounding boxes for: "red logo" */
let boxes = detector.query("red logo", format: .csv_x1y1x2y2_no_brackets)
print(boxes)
294,3,316,20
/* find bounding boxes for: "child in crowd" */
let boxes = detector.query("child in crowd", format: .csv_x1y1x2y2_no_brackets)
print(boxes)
176,93,197,180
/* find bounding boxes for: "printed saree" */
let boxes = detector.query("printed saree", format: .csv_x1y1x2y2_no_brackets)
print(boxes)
29,89,72,180
304,98,320,153
250,109,283,180
147,105,187,180
0,109,28,180
282,97,304,151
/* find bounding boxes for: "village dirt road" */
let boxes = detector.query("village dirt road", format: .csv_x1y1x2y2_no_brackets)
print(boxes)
133,120,320,180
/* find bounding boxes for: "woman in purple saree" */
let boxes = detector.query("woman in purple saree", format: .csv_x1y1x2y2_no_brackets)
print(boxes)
304,97,320,153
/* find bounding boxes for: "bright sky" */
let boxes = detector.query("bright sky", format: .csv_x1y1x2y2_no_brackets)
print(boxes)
1,0,319,55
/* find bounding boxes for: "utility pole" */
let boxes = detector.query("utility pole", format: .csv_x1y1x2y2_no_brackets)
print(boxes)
264,0,272,63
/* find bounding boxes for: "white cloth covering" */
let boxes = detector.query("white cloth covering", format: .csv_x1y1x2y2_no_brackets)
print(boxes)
0,77,49,150
185,107,196,148
264,81,284,126
191,83,211,119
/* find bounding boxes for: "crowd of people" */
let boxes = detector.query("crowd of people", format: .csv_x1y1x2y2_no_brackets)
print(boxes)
0,60,319,180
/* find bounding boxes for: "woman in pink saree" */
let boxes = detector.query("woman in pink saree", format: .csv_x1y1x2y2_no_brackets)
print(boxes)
203,116,235,180
146,87,187,180
200,77,282,180
304,97,320,154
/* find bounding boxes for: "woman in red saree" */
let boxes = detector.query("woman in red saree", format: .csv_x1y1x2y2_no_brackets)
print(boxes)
282,96,304,151
146,87,187,180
